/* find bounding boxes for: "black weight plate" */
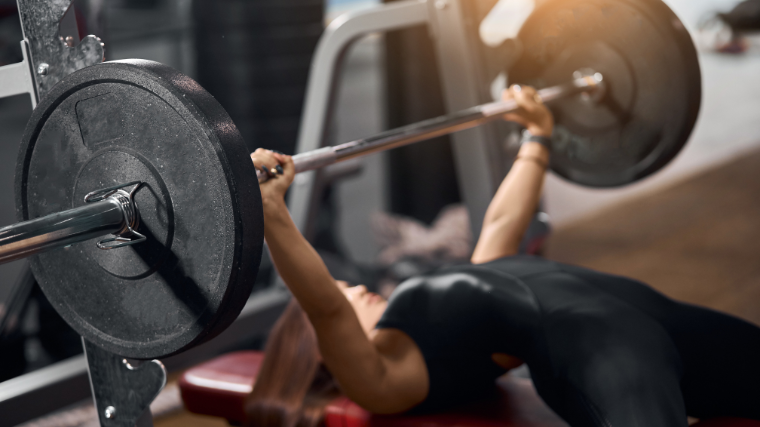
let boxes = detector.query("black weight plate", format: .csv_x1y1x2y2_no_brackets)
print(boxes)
15,60,264,359
508,0,701,187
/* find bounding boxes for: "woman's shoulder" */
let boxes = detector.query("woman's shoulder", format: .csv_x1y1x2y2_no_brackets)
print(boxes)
386,265,522,303
385,257,549,301
379,260,542,331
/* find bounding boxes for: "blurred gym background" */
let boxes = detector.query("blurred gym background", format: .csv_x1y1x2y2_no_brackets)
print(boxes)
0,0,759,424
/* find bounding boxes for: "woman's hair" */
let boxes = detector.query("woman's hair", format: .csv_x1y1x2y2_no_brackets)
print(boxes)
245,299,341,427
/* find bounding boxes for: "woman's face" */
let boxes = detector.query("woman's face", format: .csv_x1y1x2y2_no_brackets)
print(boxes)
337,281,388,336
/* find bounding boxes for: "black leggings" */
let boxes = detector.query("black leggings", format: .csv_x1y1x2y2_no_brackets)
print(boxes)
549,266,760,426
404,257,760,425
669,302,760,420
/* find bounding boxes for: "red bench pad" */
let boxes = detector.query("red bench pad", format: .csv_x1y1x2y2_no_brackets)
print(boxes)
178,351,760,427
180,351,265,424
324,375,569,427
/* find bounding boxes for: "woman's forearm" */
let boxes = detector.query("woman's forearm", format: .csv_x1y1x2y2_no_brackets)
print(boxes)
263,197,346,317
471,142,549,263
483,142,549,228
253,150,417,411
263,197,398,409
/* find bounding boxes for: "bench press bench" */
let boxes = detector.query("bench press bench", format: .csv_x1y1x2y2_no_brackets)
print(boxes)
179,351,760,427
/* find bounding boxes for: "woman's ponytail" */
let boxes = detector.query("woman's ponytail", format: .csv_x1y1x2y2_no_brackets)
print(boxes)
245,299,340,427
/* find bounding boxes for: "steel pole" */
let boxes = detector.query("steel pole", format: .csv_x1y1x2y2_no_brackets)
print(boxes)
0,199,126,265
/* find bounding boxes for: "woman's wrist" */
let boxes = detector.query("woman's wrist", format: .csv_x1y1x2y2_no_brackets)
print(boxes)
517,137,551,161
262,195,289,218
521,132,553,152
526,127,552,138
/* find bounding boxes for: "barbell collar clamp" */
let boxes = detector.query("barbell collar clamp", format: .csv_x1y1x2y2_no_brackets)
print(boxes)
93,190,146,251
84,181,146,250
0,181,144,265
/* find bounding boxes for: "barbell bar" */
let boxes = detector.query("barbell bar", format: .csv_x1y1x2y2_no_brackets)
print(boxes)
269,71,603,181
0,71,602,267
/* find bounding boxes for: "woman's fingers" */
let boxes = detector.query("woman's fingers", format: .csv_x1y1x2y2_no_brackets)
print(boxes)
502,86,533,123
251,149,291,179
501,85,554,137
251,149,276,169
511,85,542,113
502,86,541,115
273,152,295,180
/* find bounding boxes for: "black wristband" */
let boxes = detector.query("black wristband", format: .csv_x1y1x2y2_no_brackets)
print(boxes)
521,131,553,152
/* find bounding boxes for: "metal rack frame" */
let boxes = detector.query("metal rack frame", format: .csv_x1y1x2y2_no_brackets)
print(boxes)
289,0,507,240
0,0,509,425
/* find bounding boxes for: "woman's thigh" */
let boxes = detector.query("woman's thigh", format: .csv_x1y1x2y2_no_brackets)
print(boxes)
531,350,688,427
531,305,690,427
663,303,760,420
559,265,760,418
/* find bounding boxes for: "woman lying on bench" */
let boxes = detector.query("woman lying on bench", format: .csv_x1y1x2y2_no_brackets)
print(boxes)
247,86,760,427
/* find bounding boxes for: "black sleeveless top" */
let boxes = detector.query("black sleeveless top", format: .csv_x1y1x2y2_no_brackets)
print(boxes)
375,255,684,414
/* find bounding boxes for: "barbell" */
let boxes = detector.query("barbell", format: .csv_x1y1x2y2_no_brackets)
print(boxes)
0,0,701,360
258,71,604,183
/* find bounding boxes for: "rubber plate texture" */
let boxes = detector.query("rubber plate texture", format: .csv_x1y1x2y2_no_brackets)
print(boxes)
509,0,702,187
16,60,264,359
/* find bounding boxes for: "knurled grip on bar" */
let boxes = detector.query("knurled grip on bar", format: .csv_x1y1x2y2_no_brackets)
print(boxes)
256,147,339,182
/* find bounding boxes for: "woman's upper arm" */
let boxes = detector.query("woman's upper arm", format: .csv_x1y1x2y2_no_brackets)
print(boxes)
349,329,429,414
471,218,521,264
276,281,427,413
371,328,429,414
314,306,428,415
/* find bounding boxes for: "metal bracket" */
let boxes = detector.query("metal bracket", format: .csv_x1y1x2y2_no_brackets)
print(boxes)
83,339,166,427
0,40,38,107
15,0,105,101
85,181,146,250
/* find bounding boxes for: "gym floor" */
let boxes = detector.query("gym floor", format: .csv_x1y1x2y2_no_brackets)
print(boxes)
545,148,760,326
